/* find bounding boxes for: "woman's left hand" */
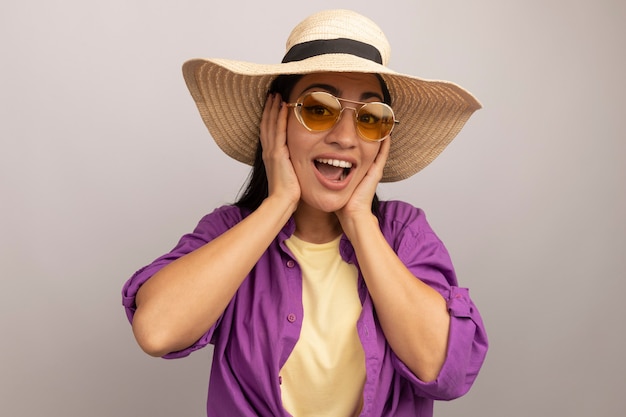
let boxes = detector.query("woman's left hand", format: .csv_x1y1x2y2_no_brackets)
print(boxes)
335,137,390,234
336,136,452,382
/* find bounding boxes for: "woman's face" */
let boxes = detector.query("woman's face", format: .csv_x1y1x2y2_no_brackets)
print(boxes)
286,72,385,214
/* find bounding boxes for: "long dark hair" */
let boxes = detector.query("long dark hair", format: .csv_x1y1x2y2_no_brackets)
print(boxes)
235,73,392,217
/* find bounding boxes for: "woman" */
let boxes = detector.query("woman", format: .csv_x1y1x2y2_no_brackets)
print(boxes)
123,9,488,417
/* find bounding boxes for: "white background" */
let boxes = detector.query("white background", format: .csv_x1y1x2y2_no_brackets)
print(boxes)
1,0,624,416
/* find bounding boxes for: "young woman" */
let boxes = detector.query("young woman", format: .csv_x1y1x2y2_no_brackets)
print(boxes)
123,9,488,417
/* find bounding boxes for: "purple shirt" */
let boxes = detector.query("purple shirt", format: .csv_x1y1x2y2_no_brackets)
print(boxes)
122,200,488,416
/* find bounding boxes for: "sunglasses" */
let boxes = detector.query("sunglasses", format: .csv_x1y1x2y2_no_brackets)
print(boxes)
286,91,399,142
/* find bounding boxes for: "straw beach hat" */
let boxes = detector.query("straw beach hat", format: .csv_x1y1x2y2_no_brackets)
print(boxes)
183,9,481,182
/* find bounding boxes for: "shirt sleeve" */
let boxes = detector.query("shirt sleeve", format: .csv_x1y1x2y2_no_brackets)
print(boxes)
121,205,242,358
381,201,489,400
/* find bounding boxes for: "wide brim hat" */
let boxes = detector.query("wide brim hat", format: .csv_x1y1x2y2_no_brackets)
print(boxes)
182,9,481,182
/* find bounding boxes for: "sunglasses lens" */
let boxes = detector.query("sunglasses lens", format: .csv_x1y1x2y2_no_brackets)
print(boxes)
356,103,395,141
298,92,341,131
294,92,396,141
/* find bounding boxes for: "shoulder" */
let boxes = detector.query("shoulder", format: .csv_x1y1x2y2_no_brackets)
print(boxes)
378,200,427,227
378,200,440,244
201,204,243,220
194,205,243,236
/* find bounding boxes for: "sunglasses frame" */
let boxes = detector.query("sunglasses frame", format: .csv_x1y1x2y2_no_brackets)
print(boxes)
286,91,399,142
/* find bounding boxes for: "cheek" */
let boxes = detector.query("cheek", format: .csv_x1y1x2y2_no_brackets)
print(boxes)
361,143,381,167
285,127,309,170
286,114,315,160
285,112,301,148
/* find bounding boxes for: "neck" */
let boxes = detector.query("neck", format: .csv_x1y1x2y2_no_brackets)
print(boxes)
292,204,342,244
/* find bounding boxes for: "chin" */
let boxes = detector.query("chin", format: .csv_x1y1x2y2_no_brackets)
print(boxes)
303,194,351,214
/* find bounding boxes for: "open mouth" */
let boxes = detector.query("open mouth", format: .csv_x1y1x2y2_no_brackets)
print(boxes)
314,158,353,181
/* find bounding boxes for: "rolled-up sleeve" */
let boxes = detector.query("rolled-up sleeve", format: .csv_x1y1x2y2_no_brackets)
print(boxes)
121,205,243,357
384,203,488,400
401,286,488,400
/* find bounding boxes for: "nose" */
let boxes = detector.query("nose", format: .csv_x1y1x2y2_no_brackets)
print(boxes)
324,107,359,148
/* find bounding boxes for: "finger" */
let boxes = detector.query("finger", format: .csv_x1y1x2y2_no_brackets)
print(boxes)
375,136,391,166
367,137,391,181
259,95,270,146
276,99,288,140
260,93,281,148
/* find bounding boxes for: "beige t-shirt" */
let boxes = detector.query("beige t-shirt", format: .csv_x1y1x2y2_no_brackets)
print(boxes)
280,234,366,417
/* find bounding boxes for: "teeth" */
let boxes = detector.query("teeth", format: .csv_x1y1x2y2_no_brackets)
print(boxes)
316,158,353,169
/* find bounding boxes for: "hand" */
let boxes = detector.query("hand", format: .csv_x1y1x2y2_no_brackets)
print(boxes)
259,93,301,210
336,137,390,232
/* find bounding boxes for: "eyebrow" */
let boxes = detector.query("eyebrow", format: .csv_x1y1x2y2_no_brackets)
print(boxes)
299,83,384,102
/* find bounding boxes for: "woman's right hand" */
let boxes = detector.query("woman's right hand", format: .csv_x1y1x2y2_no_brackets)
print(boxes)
132,93,301,357
259,93,301,211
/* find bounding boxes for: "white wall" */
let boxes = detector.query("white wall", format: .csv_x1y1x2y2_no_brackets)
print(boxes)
1,1,624,416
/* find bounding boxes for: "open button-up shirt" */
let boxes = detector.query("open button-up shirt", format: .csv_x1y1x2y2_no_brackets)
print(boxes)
122,200,488,416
